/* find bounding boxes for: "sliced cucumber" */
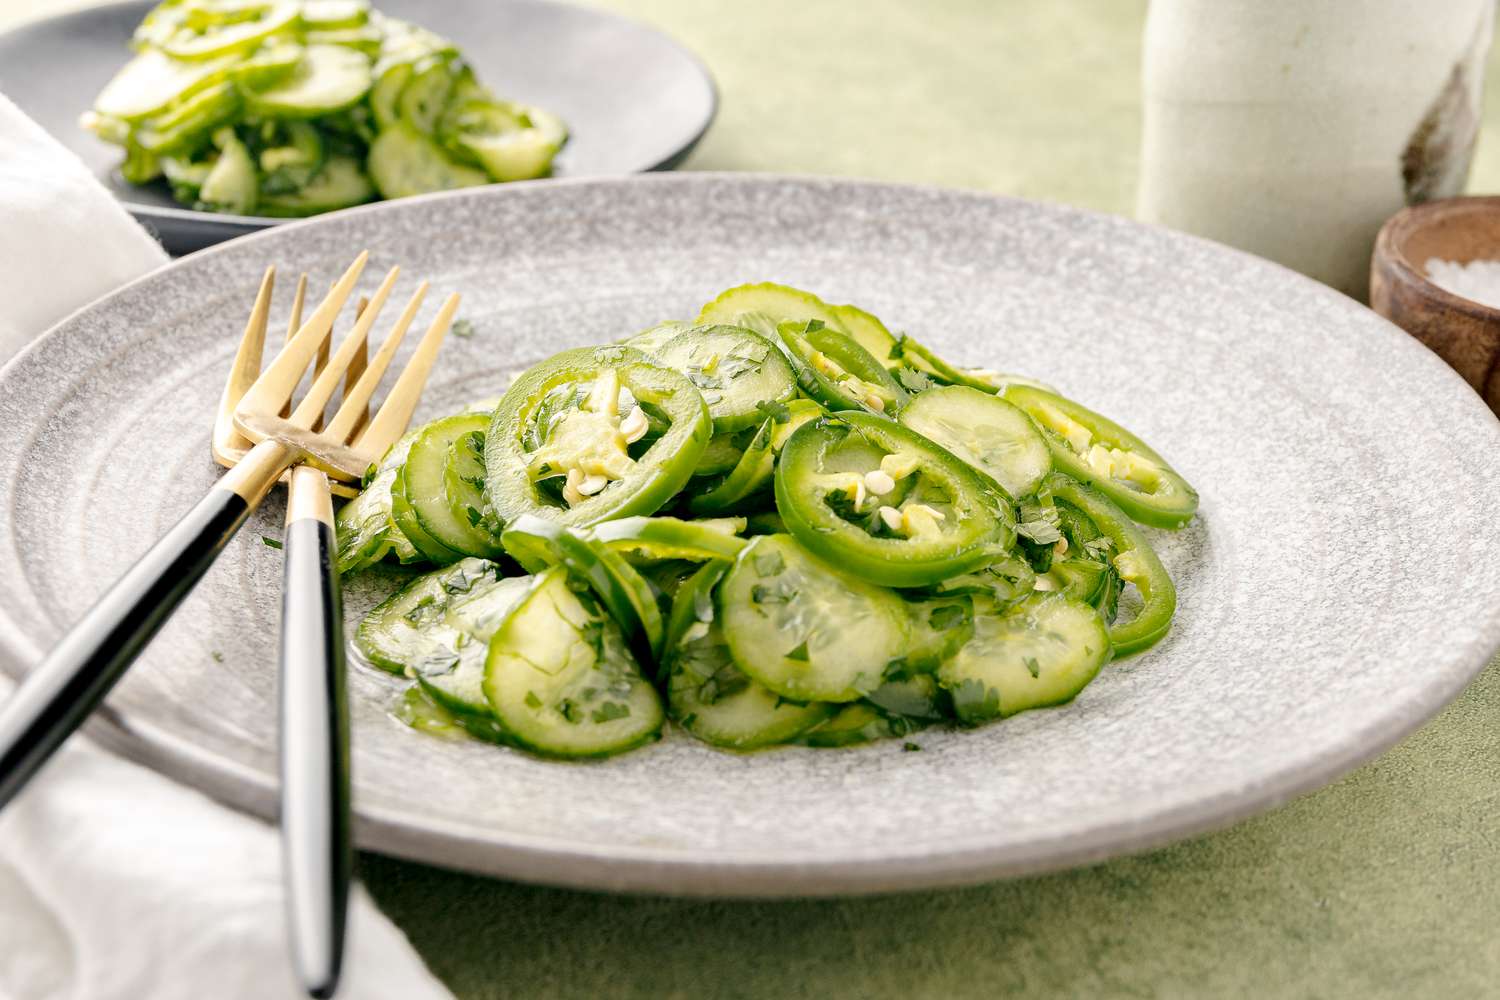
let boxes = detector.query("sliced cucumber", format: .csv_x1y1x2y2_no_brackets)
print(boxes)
244,44,372,118
865,673,949,722
93,48,238,122
259,155,375,216
695,283,849,347
899,385,1051,500
798,702,918,748
404,413,504,558
484,568,664,757
421,573,533,717
623,320,692,357
133,81,240,153
354,557,503,674
392,466,464,564
499,515,665,662
938,594,1111,723
302,0,371,30
368,122,489,199
830,303,899,367
637,325,796,433
719,535,908,702
197,127,257,215
664,562,832,748
257,119,325,194
453,104,566,181
369,60,413,130
899,594,975,672
158,1,298,60
398,56,455,135
334,466,396,573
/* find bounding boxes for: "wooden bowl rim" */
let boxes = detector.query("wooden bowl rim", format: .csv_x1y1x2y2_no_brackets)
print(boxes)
1375,195,1500,322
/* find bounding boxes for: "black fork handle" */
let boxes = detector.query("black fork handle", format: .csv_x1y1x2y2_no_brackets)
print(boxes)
0,486,251,808
279,477,352,1000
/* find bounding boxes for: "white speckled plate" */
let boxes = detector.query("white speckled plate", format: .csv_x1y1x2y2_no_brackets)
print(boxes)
2,175,1498,897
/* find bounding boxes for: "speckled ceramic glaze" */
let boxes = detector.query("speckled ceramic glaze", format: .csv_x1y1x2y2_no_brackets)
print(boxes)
1,175,1498,897
0,0,717,253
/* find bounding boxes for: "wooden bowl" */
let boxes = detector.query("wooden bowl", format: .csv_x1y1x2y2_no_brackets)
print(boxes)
1371,196,1500,416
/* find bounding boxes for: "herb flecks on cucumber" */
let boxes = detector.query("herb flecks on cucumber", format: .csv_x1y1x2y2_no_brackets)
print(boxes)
337,283,1197,760
85,0,568,217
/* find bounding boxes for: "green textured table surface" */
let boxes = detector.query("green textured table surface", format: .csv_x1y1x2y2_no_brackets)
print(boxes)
4,1,1500,996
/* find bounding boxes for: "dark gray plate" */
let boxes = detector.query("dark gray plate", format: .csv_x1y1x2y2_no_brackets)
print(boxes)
0,0,715,254
2,175,1499,897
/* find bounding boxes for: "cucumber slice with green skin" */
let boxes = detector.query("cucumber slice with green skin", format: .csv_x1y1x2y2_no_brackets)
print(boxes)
304,25,383,54
354,557,504,675
302,0,371,30
664,561,833,748
830,303,899,367
695,283,850,348
777,320,908,415
939,594,1111,724
398,56,455,135
634,325,796,434
719,535,909,703
334,466,396,573
257,120,325,194
500,515,665,662
623,320,692,358
404,413,505,558
369,61,413,130
230,40,305,90
244,44,372,118
592,516,747,563
420,573,533,717
197,127,257,215
899,385,1051,501
454,103,566,181
897,594,975,673
443,425,505,538
484,567,664,758
133,81,241,153
688,417,774,515
158,1,299,59
367,122,489,199
258,155,374,216
392,465,464,565
93,48,238,121
160,153,212,193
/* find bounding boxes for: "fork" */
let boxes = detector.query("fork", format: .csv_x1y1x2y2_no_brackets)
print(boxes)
0,252,453,976
219,265,453,998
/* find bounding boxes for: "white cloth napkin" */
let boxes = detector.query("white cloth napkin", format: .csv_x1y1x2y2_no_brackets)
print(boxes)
0,93,453,1000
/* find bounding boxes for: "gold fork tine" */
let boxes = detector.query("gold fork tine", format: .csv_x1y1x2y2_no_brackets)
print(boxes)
212,266,275,463
350,292,460,457
238,251,367,420
279,273,308,420
322,281,428,445
345,299,370,440
289,267,399,430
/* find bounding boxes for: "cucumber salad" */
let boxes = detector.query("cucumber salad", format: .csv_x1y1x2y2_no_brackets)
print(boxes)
82,0,567,217
337,283,1199,759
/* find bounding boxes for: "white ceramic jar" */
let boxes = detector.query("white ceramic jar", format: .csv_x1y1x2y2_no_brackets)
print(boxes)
1138,0,1493,299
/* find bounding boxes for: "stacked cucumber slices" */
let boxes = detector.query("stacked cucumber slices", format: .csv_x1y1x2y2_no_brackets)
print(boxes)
340,283,1199,759
83,0,567,217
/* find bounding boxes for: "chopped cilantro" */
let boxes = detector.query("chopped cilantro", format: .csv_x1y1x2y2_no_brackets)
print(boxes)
464,505,483,527
755,399,792,423
1023,656,1041,679
892,366,934,393
902,741,922,752
558,698,583,723
951,678,1001,722
750,581,799,605
451,318,476,338
260,536,283,549
209,650,224,664
784,639,810,662
1015,502,1063,545
524,691,542,709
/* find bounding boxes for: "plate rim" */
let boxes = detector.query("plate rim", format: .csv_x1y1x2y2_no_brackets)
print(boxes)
0,0,719,233
3,172,1499,896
